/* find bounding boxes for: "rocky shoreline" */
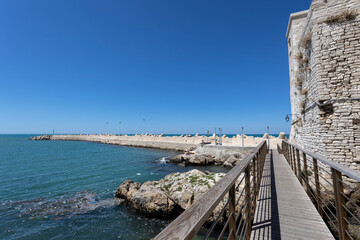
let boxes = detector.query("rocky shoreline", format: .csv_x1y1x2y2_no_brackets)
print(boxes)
30,135,52,140
168,150,252,168
115,169,243,223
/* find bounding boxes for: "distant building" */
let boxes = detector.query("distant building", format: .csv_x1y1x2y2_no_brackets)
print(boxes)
286,0,360,171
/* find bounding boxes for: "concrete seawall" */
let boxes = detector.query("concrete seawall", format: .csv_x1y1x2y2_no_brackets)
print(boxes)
32,134,287,151
48,135,197,151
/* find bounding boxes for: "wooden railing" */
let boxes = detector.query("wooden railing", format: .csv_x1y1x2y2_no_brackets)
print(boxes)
154,141,268,240
282,141,360,240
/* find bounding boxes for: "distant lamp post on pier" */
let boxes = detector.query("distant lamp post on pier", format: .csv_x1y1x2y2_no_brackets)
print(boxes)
119,121,122,136
242,127,244,147
219,128,222,146
214,128,217,145
267,126,270,149
106,122,109,134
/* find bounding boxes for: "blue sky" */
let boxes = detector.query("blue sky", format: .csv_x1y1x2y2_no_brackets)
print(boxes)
0,0,310,134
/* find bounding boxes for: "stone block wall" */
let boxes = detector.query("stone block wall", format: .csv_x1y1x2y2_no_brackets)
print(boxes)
287,0,360,170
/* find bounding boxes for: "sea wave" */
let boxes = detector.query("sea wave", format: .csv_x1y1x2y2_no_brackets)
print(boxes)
157,157,169,164
0,191,123,219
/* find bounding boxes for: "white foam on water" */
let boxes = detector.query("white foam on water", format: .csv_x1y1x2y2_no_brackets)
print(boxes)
136,173,141,175
158,157,168,163
2,191,123,219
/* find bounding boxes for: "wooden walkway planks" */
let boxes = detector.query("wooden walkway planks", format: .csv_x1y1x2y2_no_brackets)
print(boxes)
250,150,334,240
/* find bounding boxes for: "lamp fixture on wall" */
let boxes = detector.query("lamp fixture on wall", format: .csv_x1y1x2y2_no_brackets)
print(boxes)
285,114,300,122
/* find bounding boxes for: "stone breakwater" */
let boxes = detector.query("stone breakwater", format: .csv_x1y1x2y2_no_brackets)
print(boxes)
30,133,287,151
31,134,197,151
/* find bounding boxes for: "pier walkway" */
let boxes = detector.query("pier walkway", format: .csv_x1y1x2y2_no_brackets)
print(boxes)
250,150,333,239
155,140,360,240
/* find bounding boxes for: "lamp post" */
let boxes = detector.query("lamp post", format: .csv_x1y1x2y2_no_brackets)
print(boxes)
106,122,109,135
214,128,217,145
267,126,270,149
285,114,301,122
219,128,222,146
242,127,244,147
119,121,122,136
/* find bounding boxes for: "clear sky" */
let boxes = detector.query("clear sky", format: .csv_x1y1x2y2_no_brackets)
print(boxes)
0,0,311,135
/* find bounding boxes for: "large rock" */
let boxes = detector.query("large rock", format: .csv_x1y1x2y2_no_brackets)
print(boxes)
226,155,238,165
168,155,184,164
30,135,52,140
169,151,247,168
189,154,215,165
115,179,141,202
223,161,233,169
116,170,227,220
130,182,178,217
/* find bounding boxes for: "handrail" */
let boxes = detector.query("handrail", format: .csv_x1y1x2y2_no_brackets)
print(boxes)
285,141,360,181
154,140,268,240
282,140,360,240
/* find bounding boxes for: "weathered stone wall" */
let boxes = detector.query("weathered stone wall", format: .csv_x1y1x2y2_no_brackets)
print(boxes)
287,10,309,144
287,0,360,170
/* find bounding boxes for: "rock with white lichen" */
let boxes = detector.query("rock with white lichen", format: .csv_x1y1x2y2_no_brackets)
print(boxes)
115,169,244,222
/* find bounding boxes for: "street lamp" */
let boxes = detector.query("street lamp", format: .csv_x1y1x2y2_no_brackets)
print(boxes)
285,114,301,122
119,121,122,136
267,126,270,149
106,122,109,134
242,127,244,147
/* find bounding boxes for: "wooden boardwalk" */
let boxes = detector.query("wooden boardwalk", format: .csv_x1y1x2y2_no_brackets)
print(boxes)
250,150,334,240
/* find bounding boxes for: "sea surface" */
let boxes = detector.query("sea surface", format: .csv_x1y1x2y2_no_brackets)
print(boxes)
0,134,228,240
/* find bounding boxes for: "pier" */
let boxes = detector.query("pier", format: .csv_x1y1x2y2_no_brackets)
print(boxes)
155,140,360,240
250,151,333,239
30,134,285,151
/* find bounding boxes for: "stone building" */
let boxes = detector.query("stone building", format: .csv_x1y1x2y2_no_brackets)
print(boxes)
286,0,360,171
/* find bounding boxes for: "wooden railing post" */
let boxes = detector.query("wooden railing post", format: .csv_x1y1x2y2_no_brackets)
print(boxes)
292,146,297,174
282,141,286,159
289,145,293,169
332,169,349,240
313,158,323,217
287,143,290,163
228,184,236,240
252,158,257,214
296,149,302,184
245,166,251,239
285,142,289,162
257,155,261,190
302,152,310,196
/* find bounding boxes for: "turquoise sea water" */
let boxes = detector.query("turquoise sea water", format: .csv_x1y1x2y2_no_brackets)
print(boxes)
0,135,227,240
